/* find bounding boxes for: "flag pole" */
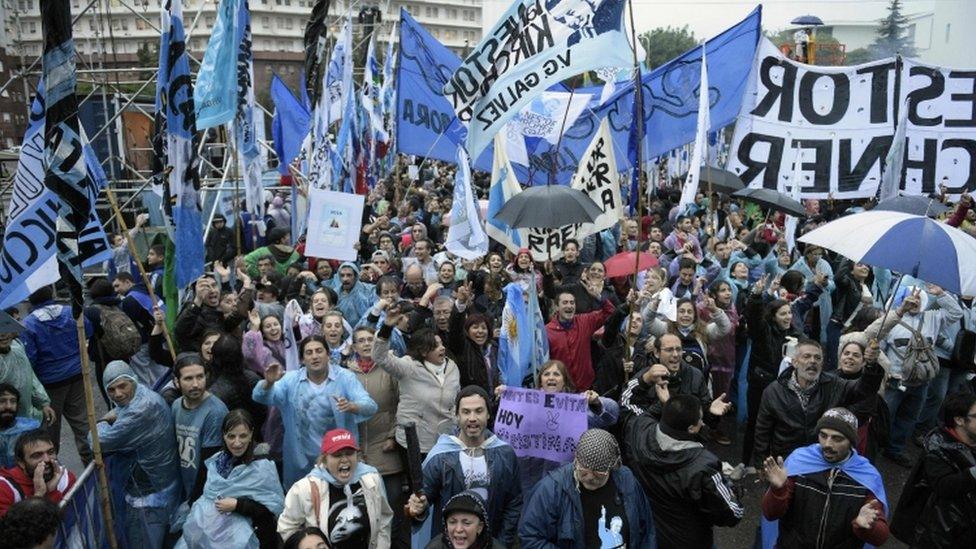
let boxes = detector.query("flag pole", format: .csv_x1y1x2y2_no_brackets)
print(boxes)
623,0,646,382
75,316,119,549
105,187,178,364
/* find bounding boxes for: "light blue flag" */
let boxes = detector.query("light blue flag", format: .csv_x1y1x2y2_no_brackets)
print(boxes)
445,146,487,260
158,0,204,288
233,0,265,222
527,276,549,380
486,133,527,254
498,283,532,386
445,0,634,160
195,0,240,130
0,83,110,309
334,86,357,193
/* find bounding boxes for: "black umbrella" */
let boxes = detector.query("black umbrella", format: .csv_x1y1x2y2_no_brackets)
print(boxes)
874,195,950,218
680,167,745,195
733,187,807,217
791,15,824,26
493,185,603,229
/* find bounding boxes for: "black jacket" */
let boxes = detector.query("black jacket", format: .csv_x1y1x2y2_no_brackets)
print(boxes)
893,427,976,548
592,306,649,400
204,226,237,265
753,363,884,465
830,259,870,323
770,468,884,549
447,305,497,391
745,292,804,385
620,363,718,427
622,414,743,549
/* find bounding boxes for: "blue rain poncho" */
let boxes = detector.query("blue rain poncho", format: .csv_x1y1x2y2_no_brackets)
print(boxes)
330,262,376,326
252,364,377,488
176,452,284,549
94,383,179,508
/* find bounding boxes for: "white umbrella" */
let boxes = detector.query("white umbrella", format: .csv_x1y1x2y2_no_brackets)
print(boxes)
799,210,976,296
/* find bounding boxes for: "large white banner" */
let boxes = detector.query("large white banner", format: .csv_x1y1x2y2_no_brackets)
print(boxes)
445,0,634,160
901,59,976,196
525,118,624,260
304,189,364,261
728,39,976,199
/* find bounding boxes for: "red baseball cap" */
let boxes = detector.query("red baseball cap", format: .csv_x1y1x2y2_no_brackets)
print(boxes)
320,428,359,455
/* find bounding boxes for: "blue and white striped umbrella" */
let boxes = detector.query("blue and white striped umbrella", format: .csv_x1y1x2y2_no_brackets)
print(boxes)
799,210,976,296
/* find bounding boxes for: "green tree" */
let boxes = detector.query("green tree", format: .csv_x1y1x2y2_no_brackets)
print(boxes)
639,25,698,70
870,0,917,58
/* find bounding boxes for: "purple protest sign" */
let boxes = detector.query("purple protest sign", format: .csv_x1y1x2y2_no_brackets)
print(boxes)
493,386,588,463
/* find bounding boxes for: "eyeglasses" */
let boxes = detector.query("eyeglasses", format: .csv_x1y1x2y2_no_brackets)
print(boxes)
575,462,610,478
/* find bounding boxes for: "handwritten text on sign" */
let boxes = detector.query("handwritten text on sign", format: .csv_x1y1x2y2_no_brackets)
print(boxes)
493,386,587,463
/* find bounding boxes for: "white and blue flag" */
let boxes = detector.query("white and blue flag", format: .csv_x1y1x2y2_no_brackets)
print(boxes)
444,0,635,159
445,147,488,260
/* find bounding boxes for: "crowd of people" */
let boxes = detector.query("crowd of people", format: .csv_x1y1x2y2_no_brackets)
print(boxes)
0,158,975,549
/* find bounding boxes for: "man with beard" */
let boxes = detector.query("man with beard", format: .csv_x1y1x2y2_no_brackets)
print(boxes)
0,332,54,425
0,429,76,516
334,262,375,326
171,354,228,503
0,384,40,468
761,407,889,548
406,385,522,546
753,339,883,469
893,391,976,547
94,361,180,547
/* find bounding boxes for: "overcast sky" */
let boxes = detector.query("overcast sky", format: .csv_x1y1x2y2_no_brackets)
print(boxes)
629,0,933,38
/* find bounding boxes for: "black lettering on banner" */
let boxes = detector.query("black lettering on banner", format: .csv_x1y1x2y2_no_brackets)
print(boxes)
941,139,976,193
904,137,939,194
751,56,797,122
797,139,832,193
837,135,891,193
856,61,897,124
496,409,525,428
946,71,976,128
734,132,785,189
907,66,945,127
798,72,850,125
599,188,616,210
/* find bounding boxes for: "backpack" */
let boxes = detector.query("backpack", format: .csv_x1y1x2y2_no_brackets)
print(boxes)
950,310,976,372
895,319,940,385
97,305,142,360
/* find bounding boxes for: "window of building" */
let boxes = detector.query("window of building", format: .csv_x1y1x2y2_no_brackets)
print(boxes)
277,17,284,28
28,21,37,34
3,113,10,123
285,18,293,29
262,16,270,28
448,8,457,19
283,0,291,5
136,19,147,30
206,16,215,27
425,6,438,18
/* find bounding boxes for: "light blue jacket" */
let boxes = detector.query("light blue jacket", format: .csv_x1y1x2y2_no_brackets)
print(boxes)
790,257,835,341
252,364,377,488
0,417,41,468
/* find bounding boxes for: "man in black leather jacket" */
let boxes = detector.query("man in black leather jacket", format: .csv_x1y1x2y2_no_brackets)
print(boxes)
753,338,883,468
893,391,976,548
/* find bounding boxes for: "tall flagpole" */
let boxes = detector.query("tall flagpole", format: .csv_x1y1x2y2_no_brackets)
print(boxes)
624,0,645,382
105,188,179,364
